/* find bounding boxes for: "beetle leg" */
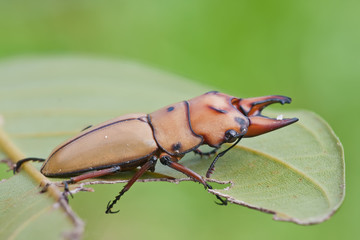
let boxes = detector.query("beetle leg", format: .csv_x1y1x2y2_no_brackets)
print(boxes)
67,166,121,183
106,156,158,214
206,184,228,205
63,180,73,201
160,155,207,188
13,157,46,174
60,165,122,201
159,155,227,206
193,148,218,158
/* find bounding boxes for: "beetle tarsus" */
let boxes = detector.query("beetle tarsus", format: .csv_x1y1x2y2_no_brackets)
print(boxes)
214,198,228,206
63,180,74,199
193,148,218,158
13,157,46,174
207,168,215,176
206,183,228,205
106,191,125,214
106,186,129,214
106,200,120,214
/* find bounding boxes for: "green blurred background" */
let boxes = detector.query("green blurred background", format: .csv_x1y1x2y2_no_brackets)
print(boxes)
0,0,358,239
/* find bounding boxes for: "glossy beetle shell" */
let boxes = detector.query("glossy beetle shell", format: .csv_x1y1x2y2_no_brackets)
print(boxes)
40,91,295,177
41,114,158,176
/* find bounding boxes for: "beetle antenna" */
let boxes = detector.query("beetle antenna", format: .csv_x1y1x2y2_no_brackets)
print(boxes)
206,136,243,178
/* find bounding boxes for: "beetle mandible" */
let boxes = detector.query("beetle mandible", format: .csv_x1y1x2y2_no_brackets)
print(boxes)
14,91,298,213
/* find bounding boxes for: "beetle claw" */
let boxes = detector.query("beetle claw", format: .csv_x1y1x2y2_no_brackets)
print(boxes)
206,183,228,205
106,201,120,214
107,210,120,214
214,198,228,206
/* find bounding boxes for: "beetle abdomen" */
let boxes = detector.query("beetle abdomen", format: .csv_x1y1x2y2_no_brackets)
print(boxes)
41,114,158,177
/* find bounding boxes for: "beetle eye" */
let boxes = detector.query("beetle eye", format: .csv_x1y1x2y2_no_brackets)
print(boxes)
224,129,238,143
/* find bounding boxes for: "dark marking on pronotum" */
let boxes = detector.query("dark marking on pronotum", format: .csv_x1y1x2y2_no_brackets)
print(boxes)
167,106,175,112
172,142,182,151
209,106,228,114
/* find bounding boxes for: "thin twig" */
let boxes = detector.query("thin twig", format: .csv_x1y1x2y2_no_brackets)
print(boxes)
0,127,84,240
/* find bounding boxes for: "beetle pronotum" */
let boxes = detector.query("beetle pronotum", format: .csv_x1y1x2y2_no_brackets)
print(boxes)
14,91,298,213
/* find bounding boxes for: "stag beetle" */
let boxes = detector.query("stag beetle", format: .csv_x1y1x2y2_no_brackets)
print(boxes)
14,91,298,213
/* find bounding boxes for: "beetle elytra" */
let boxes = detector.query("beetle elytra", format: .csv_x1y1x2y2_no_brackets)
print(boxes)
14,91,298,213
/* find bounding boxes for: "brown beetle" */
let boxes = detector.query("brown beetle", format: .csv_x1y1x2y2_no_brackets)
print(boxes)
14,91,298,213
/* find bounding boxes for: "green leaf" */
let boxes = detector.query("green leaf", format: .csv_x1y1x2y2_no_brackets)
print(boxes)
0,172,80,239
0,56,344,239
155,110,344,224
0,126,84,239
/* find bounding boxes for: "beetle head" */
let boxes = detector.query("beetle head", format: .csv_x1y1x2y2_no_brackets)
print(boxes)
188,92,298,147
232,95,298,137
188,92,249,147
